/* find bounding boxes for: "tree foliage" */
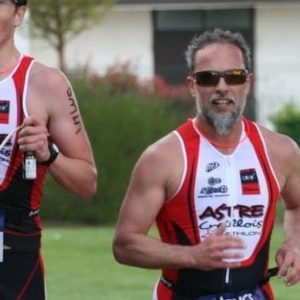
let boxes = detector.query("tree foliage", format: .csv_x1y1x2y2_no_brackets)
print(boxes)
40,69,192,224
270,102,300,146
28,0,114,71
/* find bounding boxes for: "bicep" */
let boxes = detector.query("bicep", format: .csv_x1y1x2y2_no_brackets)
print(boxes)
281,145,300,210
116,151,166,236
281,174,300,210
47,73,93,162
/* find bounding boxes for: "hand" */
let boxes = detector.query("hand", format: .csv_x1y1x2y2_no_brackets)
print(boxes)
276,240,300,286
18,116,50,162
190,223,246,270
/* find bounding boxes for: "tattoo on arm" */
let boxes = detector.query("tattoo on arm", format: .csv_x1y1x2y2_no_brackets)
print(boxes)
67,87,82,134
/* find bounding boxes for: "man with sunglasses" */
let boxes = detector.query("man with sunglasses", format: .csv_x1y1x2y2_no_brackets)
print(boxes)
0,1,97,299
113,28,300,300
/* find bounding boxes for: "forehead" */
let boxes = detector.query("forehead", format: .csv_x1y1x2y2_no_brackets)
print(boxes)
194,43,245,71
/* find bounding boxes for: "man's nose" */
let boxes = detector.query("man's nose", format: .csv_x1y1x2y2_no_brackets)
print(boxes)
215,76,229,90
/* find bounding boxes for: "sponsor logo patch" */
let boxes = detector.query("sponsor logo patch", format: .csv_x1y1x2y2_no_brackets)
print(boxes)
240,168,260,195
0,100,9,124
208,177,222,186
206,162,220,172
200,185,228,195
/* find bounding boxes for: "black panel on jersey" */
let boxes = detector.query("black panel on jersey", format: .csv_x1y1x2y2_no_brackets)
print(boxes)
172,222,192,245
172,224,272,297
0,165,38,233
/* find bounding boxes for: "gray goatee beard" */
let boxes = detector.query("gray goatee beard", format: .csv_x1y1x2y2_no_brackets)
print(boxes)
197,101,245,136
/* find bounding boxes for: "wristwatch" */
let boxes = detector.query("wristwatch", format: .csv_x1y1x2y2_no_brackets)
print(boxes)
42,143,60,166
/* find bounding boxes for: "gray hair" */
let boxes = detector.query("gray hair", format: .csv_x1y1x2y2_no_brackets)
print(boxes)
185,28,251,73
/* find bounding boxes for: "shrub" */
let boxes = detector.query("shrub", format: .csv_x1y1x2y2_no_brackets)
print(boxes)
41,69,194,224
270,102,300,146
270,102,300,224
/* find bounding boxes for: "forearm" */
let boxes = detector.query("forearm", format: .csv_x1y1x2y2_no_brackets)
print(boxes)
47,154,97,199
276,206,300,285
283,207,300,247
113,226,245,271
113,233,194,270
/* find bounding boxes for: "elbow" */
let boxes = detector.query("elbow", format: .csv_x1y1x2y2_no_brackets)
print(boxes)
112,238,129,265
80,183,97,199
80,167,98,199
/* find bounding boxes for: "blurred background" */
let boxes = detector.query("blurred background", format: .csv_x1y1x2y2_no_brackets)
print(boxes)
16,0,300,226
14,0,300,299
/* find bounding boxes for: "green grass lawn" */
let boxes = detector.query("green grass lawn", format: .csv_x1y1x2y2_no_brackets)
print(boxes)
42,225,300,300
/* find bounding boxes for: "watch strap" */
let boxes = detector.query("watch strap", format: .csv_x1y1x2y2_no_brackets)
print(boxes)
41,143,59,166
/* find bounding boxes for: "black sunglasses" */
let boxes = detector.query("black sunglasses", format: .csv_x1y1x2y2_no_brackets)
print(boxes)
193,69,248,87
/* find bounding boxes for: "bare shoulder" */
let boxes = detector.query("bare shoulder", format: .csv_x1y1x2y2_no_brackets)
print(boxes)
134,131,184,199
142,131,181,162
28,61,74,113
29,61,68,89
259,125,300,188
259,125,299,159
27,61,84,136
140,130,184,169
24,63,63,126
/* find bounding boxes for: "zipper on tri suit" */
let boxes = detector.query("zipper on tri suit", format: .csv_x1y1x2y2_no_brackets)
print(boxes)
223,155,236,287
225,268,231,285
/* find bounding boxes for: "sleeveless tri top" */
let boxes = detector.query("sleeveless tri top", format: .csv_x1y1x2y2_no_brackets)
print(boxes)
155,118,280,299
0,55,47,235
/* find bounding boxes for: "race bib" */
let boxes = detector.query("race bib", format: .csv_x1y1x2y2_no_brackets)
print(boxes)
0,209,4,262
192,286,266,300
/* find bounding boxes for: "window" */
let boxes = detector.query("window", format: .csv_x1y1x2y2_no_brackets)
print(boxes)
153,8,255,119
154,9,254,83
155,9,252,31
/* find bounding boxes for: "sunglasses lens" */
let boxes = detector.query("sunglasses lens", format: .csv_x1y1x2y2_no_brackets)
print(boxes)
194,69,247,87
195,71,220,87
224,70,247,85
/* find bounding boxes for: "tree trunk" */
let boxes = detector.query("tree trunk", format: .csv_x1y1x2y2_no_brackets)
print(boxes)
57,35,66,73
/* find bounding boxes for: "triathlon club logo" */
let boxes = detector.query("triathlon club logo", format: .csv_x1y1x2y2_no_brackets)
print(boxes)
208,177,222,186
206,162,220,173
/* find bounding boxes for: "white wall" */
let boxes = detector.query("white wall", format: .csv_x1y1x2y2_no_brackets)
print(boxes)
255,4,300,127
15,11,31,55
30,10,154,79
27,4,300,127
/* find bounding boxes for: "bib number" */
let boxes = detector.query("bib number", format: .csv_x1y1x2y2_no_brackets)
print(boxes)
0,209,4,262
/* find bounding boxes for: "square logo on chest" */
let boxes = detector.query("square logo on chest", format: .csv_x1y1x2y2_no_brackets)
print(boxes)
240,168,260,195
0,100,10,124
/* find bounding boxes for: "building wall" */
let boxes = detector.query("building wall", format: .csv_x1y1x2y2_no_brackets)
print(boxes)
29,10,154,79
255,4,300,126
20,4,300,127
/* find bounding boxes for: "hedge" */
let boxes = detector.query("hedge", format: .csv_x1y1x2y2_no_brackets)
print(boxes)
41,74,193,224
270,102,300,146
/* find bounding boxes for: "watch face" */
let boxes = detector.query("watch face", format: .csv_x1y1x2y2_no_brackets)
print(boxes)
52,143,59,154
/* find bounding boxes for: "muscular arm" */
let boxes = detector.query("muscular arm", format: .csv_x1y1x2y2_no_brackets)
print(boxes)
113,136,245,270
263,126,300,285
277,138,300,285
18,63,97,198
281,141,300,243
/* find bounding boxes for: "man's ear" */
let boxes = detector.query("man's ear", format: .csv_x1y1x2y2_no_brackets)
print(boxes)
186,75,197,98
245,72,254,94
14,5,26,27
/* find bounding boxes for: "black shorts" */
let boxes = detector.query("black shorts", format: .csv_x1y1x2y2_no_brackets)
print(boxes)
0,250,46,300
173,286,268,300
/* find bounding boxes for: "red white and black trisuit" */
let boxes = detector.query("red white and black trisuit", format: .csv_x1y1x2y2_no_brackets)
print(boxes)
0,55,47,300
154,118,280,300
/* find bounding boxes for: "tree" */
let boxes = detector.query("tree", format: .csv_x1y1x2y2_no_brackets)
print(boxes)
28,0,114,72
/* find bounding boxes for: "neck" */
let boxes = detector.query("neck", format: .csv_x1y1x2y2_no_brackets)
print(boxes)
0,48,21,77
195,115,244,149
0,61,19,75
